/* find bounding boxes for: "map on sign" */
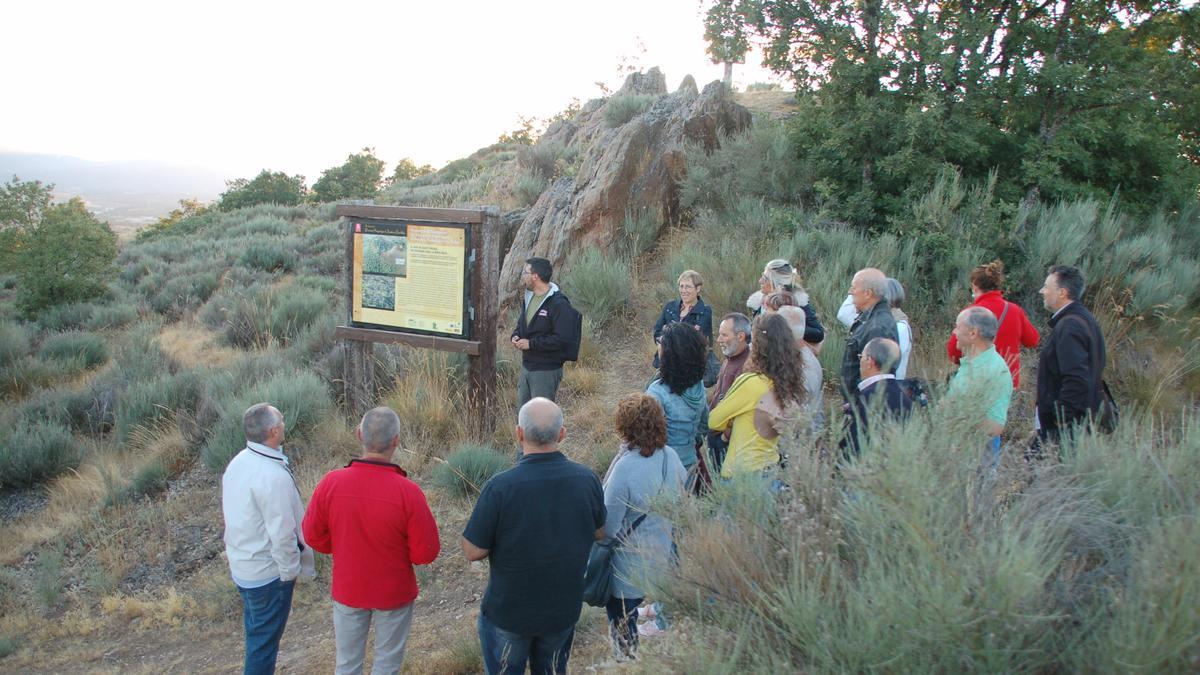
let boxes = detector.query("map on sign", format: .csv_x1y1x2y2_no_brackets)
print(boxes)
350,218,470,338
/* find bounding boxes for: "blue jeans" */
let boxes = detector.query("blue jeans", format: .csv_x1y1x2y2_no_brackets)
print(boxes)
237,578,295,675
477,612,575,675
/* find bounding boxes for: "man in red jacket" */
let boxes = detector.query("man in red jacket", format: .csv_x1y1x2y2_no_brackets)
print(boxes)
302,407,440,674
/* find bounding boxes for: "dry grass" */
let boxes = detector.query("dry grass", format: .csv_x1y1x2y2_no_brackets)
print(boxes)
156,320,241,369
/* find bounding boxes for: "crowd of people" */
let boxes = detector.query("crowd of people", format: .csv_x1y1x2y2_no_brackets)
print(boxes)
221,256,1111,674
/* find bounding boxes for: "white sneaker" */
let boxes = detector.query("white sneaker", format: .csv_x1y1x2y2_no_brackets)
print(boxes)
638,621,668,637
636,605,657,621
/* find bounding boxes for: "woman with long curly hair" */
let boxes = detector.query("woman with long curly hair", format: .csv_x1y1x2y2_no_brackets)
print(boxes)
602,393,686,659
646,322,709,478
709,313,807,477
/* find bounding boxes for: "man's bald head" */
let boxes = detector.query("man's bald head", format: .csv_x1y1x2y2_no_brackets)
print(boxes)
862,337,901,376
850,267,888,311
517,397,565,451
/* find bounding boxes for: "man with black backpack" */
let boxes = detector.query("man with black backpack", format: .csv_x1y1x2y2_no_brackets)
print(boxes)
511,257,582,408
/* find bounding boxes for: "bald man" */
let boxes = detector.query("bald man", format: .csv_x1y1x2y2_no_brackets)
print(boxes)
462,398,606,675
841,267,899,395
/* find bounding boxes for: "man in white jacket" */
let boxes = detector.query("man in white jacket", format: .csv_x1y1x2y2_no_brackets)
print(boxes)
222,402,315,675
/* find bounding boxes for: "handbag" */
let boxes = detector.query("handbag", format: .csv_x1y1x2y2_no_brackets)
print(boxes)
581,450,669,607
581,513,647,607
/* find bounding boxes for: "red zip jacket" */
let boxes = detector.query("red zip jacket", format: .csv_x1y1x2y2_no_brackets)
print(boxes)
946,290,1040,387
302,459,440,609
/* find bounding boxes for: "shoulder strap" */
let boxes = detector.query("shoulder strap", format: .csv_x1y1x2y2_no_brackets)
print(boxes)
997,301,1010,328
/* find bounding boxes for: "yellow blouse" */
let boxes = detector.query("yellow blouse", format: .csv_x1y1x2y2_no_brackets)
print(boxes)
709,372,779,477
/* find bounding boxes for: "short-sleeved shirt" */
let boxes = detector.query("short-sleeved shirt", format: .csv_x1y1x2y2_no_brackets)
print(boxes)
462,451,605,635
948,345,1014,427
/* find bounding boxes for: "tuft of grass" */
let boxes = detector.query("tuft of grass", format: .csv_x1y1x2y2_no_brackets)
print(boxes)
0,320,30,367
513,171,548,207
85,301,139,330
432,444,511,499
104,460,169,508
114,370,203,442
38,331,108,370
561,247,631,329
603,94,656,127
381,351,469,451
35,544,65,611
238,239,300,273
0,421,83,488
36,302,97,332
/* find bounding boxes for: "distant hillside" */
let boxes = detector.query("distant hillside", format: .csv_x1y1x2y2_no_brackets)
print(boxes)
0,153,228,236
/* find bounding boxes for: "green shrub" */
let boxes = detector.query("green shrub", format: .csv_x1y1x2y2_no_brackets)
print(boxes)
0,421,82,488
148,270,221,317
85,302,139,330
653,406,1200,672
0,357,62,399
620,207,661,257
516,140,573,180
0,321,30,367
603,94,656,127
432,444,510,498
201,370,333,472
15,199,118,318
513,171,547,207
38,331,108,370
681,118,810,212
561,247,631,329
114,371,204,442
745,81,782,92
36,302,98,332
238,238,300,273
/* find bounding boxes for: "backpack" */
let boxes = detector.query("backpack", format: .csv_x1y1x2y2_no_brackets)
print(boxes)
560,297,583,362
897,377,930,408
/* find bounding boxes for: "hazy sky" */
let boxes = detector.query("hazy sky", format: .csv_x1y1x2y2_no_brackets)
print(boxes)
1,0,784,182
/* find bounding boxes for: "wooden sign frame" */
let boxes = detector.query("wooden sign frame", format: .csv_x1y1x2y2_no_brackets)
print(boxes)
334,204,501,440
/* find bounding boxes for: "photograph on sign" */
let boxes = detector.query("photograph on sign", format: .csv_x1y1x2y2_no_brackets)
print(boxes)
350,218,470,338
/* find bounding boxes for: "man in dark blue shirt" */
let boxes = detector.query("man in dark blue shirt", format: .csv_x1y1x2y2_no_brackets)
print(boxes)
462,398,606,675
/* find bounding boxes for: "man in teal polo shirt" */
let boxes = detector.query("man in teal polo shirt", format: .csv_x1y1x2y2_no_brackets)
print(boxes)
947,306,1014,469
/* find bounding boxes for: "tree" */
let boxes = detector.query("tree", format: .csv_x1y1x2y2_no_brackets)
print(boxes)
136,198,212,240
704,1,757,87
389,157,434,184
0,175,54,230
16,197,117,317
218,170,307,211
719,0,1199,226
310,148,386,203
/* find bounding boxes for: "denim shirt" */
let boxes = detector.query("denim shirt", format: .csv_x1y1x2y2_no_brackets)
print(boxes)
646,379,709,469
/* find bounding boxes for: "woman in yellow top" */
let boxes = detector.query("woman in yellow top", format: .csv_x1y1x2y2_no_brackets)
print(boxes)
710,313,809,478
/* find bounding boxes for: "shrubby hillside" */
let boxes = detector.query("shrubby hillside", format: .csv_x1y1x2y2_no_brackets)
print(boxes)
1,53,1199,670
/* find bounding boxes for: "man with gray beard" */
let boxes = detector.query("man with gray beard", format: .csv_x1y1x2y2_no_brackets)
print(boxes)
707,312,751,473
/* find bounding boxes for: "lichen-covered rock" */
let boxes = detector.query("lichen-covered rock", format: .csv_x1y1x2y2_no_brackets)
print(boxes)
499,68,751,306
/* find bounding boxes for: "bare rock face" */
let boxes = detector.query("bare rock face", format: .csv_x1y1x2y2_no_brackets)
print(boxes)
498,68,751,306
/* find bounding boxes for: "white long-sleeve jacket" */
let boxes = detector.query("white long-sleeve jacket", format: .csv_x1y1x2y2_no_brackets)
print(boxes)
221,442,315,585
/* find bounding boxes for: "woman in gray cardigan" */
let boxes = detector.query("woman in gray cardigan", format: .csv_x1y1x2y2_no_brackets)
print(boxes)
603,393,686,659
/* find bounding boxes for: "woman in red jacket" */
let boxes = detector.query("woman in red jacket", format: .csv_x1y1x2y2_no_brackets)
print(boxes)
947,260,1040,387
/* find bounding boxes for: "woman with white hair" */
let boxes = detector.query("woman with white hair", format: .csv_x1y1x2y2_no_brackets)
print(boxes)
746,259,825,346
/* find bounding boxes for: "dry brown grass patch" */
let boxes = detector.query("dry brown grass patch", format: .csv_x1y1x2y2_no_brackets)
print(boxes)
157,320,240,369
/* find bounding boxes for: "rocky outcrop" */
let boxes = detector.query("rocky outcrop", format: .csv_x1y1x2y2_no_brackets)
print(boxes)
498,68,751,305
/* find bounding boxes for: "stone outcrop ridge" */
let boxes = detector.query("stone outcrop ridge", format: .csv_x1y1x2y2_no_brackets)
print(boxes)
498,67,751,306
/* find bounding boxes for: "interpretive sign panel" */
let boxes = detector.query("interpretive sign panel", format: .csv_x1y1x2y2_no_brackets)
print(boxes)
349,217,470,338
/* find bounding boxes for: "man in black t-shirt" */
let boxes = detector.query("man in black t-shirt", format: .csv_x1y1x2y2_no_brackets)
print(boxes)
462,398,606,675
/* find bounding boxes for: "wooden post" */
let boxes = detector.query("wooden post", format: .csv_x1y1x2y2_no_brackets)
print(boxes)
467,206,501,441
344,340,375,420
